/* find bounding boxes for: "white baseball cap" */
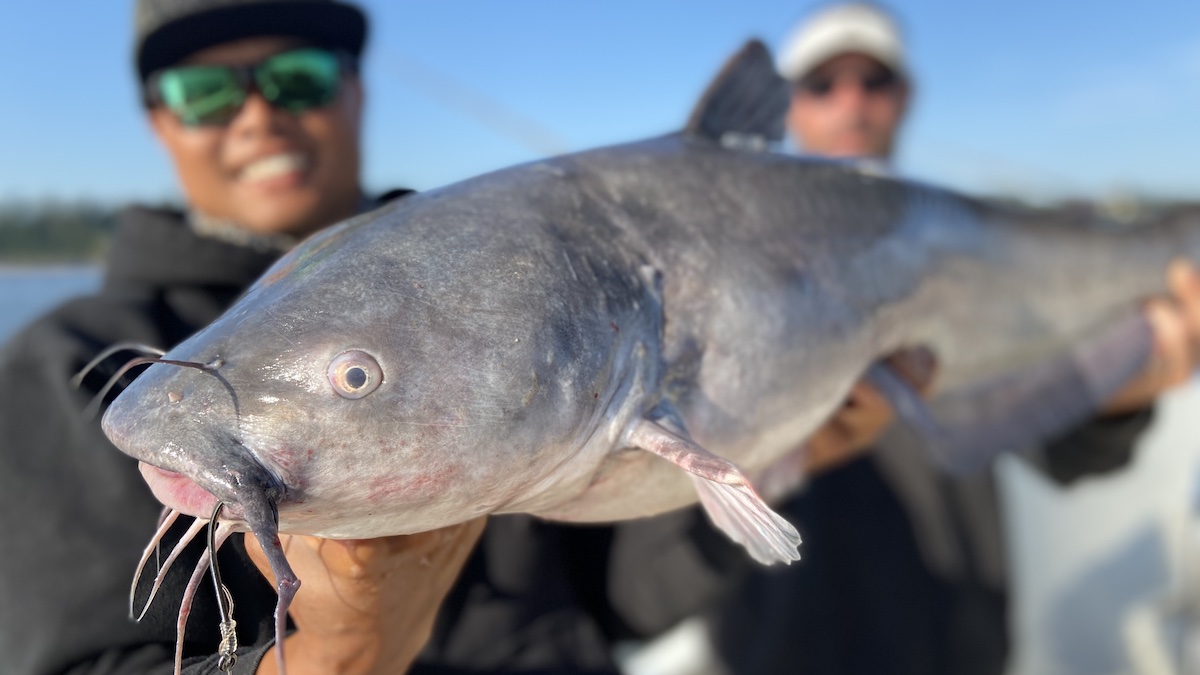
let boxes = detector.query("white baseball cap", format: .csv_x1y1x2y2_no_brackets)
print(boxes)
777,2,907,82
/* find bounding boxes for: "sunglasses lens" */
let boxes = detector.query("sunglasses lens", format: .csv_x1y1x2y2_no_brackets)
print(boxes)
797,68,900,98
863,70,898,92
256,48,342,113
157,66,245,126
800,77,833,97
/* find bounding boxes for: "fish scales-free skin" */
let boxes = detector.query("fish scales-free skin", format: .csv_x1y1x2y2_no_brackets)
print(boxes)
103,129,1187,533
99,40,1197,673
102,40,1188,575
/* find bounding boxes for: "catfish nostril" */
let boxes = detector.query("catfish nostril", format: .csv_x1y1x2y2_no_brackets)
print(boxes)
167,391,182,404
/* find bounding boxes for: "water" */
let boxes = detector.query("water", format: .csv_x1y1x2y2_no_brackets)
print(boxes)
0,265,101,344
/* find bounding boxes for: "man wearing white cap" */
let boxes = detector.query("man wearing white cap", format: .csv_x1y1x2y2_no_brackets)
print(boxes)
775,7,918,476
708,3,1200,674
778,2,910,160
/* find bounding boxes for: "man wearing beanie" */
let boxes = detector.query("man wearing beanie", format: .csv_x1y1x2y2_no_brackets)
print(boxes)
0,3,669,673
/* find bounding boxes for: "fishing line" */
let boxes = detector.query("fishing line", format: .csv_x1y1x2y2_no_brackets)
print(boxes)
208,502,238,672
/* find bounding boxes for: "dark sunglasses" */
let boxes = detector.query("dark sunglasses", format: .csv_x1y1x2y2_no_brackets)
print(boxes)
144,47,355,127
797,68,901,98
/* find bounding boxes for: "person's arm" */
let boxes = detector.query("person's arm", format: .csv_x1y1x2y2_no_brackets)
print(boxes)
1034,408,1154,485
1099,260,1200,416
1033,260,1200,484
810,261,1200,484
245,522,485,675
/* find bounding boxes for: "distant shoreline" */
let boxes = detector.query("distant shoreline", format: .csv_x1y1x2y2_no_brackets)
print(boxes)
0,262,101,275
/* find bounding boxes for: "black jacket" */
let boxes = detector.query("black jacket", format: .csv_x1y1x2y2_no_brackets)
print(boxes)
0,205,737,675
709,410,1153,675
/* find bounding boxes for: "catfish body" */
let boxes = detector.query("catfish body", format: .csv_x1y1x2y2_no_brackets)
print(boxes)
102,41,1189,567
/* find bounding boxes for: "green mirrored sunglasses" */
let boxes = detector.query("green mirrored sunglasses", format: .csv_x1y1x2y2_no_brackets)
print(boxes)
145,47,353,127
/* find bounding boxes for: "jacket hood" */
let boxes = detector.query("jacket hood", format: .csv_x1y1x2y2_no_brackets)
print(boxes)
103,206,283,291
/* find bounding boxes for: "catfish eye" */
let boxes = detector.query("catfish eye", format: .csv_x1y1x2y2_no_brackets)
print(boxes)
327,350,382,399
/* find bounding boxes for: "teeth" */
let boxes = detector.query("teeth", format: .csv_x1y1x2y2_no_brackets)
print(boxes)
240,153,308,182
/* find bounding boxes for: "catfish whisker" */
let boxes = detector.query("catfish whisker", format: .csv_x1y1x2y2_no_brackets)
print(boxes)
70,343,166,389
82,356,218,420
154,507,172,574
155,505,174,528
129,508,181,618
134,517,207,621
173,521,235,675
240,499,298,675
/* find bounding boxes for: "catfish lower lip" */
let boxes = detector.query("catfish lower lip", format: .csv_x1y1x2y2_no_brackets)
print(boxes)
138,463,218,519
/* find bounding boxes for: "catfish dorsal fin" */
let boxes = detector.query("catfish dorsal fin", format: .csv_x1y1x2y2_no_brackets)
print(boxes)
684,39,790,149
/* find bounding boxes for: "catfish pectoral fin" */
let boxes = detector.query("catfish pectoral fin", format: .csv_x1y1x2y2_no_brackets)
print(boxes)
625,418,801,565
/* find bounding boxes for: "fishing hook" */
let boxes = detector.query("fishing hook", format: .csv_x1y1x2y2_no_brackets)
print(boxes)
208,502,238,672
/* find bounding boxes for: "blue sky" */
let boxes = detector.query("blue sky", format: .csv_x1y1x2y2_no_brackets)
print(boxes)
2,1,1199,204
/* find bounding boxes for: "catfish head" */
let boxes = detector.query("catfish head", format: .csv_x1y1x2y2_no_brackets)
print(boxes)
102,196,652,541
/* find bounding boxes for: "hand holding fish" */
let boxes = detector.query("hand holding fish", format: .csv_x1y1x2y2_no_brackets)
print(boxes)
1103,260,1200,414
802,380,892,473
246,518,486,675
804,349,937,474
803,261,1200,474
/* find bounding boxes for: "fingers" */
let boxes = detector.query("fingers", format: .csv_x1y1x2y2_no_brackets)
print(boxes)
886,347,938,393
1169,259,1200,351
1146,260,1200,387
1102,260,1200,413
803,421,870,474
841,383,895,433
845,379,888,411
322,523,475,577
803,381,896,474
243,519,488,589
247,520,488,673
804,348,934,476
1145,299,1193,387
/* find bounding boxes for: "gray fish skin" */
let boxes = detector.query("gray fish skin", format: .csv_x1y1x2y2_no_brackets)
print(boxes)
102,129,1192,547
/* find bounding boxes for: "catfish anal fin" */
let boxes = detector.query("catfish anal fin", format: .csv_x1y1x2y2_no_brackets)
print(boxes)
626,418,801,565
684,40,789,148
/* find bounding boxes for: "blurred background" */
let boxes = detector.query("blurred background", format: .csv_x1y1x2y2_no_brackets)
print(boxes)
3,1,1200,673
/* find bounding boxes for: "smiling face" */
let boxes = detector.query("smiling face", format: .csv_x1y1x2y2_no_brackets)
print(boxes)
148,37,364,238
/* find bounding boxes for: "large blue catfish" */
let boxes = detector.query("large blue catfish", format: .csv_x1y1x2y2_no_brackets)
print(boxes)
101,41,1181,668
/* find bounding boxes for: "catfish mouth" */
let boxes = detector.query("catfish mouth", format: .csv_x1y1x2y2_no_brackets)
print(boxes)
95,340,302,670
138,463,221,520
101,364,289,524
130,446,299,675
121,427,289,528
